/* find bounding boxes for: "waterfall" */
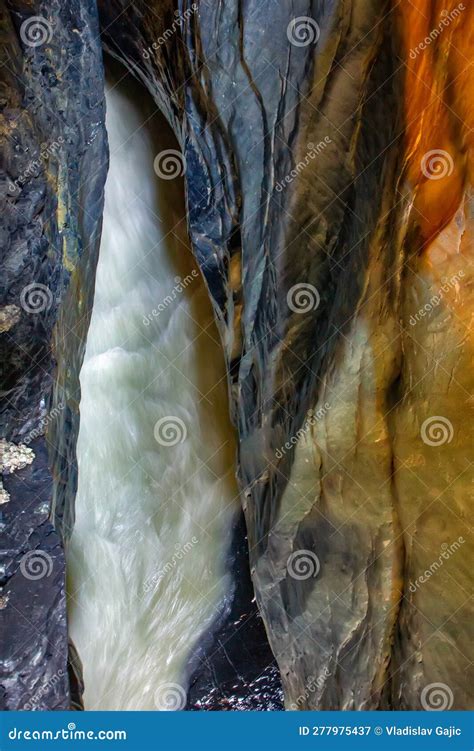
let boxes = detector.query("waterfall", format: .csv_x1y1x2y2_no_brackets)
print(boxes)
67,73,239,710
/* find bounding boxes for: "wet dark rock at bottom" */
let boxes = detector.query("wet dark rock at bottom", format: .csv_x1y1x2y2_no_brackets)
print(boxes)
186,512,283,711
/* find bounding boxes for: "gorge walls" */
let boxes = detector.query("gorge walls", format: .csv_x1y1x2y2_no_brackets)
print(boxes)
1,0,108,709
1,0,472,711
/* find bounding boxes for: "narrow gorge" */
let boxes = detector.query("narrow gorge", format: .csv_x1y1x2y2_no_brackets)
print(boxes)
1,0,472,714
68,72,237,710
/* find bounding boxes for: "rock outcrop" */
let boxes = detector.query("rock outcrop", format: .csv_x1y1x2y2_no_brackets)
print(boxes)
1,0,107,709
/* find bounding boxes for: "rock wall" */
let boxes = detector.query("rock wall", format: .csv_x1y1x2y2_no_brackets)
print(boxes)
1,0,107,709
97,0,473,710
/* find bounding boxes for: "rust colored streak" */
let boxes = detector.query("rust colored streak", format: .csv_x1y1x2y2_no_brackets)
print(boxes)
396,0,473,246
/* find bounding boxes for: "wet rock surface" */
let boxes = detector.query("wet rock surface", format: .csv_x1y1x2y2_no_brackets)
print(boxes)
1,0,107,709
1,0,472,711
186,512,283,710
97,0,473,711
0,439,69,710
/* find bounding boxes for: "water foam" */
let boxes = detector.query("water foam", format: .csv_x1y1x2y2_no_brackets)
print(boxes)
67,75,238,710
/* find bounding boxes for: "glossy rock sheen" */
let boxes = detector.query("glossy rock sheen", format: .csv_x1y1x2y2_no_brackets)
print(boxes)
1,0,472,711
98,0,473,710
1,0,107,709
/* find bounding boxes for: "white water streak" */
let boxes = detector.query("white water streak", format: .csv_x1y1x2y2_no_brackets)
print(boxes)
67,77,239,710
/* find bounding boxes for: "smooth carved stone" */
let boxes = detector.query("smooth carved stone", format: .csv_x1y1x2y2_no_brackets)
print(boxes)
97,0,473,710
98,0,403,710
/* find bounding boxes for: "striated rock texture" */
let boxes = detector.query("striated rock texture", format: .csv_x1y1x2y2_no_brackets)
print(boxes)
97,0,473,710
1,0,472,710
1,0,107,709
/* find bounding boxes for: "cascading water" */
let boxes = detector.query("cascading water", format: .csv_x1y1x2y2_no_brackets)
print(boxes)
67,72,239,711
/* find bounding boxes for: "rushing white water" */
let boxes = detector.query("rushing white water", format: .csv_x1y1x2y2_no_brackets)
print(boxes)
67,75,239,710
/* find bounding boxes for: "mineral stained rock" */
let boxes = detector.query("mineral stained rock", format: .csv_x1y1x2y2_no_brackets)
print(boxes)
1,0,107,709
97,0,474,711
1,0,472,711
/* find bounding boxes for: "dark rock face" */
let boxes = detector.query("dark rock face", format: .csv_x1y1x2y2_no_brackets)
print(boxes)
186,511,283,710
0,439,68,710
1,0,107,709
2,0,472,712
